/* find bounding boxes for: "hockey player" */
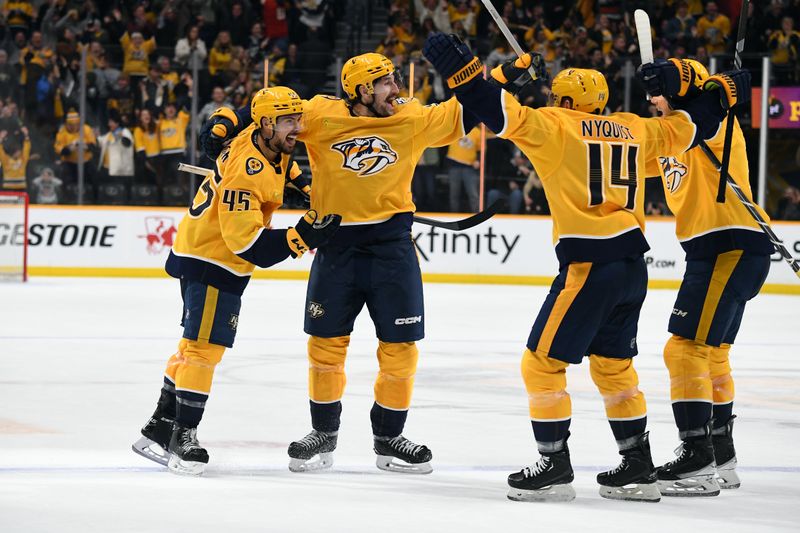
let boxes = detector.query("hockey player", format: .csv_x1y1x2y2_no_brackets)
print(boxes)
200,53,479,474
132,86,342,476
423,34,749,502
648,59,773,496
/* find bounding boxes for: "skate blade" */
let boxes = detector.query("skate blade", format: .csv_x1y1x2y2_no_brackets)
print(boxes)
131,436,169,467
288,452,334,473
599,482,661,502
376,455,433,475
507,483,576,503
657,476,720,497
716,459,741,489
167,454,207,476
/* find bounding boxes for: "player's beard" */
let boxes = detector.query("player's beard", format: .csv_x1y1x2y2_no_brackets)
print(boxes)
270,134,297,154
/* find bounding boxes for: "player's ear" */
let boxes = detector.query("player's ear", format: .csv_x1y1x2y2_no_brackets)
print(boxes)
561,98,573,110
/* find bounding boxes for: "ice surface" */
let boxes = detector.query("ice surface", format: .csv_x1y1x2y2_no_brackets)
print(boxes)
1,277,798,532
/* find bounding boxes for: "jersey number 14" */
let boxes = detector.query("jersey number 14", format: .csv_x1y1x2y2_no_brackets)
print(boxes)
585,141,638,210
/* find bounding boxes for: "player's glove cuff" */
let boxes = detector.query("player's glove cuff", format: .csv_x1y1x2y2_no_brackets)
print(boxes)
447,56,482,89
703,70,750,109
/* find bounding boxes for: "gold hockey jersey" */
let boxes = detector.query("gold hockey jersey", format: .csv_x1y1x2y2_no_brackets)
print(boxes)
652,117,773,258
298,95,465,224
498,91,698,264
167,123,301,294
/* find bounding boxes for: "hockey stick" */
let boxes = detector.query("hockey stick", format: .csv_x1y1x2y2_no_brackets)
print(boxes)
178,163,507,231
634,9,800,278
716,0,749,203
479,0,538,81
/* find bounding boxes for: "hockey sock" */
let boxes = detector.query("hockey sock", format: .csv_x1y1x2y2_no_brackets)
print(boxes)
156,377,177,419
712,403,734,429
370,402,408,438
310,399,342,433
531,419,571,450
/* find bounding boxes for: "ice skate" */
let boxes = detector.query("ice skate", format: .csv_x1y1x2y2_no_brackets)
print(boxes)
167,424,209,476
713,415,740,489
507,443,576,502
656,428,720,497
597,432,660,503
288,430,337,472
374,435,433,474
131,413,174,466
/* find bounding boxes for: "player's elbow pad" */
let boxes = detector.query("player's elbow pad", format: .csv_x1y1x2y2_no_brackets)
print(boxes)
454,78,505,134
235,228,292,268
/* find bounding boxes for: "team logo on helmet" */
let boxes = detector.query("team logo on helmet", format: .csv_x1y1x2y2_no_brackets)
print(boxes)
331,136,398,176
246,157,263,175
659,156,688,193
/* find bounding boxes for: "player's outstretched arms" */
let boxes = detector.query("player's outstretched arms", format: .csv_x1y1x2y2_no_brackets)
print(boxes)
286,210,342,258
199,106,252,161
488,52,548,96
423,33,506,133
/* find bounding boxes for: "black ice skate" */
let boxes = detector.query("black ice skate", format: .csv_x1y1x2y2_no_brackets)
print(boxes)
596,432,660,502
287,430,338,472
131,413,174,466
656,426,720,497
507,442,576,502
167,424,209,476
374,435,433,474
713,415,740,489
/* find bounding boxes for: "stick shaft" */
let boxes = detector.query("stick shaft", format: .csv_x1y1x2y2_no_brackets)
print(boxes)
478,0,538,80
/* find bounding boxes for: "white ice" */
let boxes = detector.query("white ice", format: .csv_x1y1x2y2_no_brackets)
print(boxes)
1,277,798,532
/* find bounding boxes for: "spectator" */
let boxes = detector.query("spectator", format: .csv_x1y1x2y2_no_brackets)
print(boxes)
415,0,451,33
198,86,232,126
209,31,234,86
53,110,97,185
156,56,180,92
246,22,270,64
262,0,291,51
696,1,730,55
30,167,63,204
133,108,161,185
120,31,157,83
0,50,13,101
158,102,190,186
446,127,482,213
0,126,31,191
174,25,207,69
4,0,35,35
768,16,800,84
665,2,697,49
776,186,800,220
107,74,136,128
97,110,135,183
140,65,170,115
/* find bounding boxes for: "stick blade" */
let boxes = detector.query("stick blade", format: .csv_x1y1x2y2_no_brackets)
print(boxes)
634,10,653,64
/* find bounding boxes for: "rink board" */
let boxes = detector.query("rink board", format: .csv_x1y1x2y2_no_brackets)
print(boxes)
12,205,800,294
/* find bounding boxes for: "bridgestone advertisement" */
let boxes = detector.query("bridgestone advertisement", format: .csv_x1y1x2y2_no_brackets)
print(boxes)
7,206,800,292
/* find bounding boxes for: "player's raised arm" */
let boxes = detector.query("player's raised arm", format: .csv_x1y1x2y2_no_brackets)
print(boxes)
199,105,253,161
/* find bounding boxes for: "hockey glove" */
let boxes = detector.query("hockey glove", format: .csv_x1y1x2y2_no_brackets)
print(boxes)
286,173,311,201
199,107,238,161
637,58,699,99
489,52,548,92
703,70,751,110
286,210,342,258
423,33,482,91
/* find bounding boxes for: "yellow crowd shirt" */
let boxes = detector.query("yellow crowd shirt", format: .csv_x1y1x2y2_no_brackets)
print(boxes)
652,117,774,258
170,123,300,293
298,95,464,224
159,110,190,155
696,14,730,54
54,125,96,163
134,126,161,157
498,90,698,264
446,127,482,166
120,32,156,76
0,138,30,189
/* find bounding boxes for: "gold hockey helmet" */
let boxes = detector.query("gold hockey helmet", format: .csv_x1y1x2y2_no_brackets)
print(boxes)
549,68,609,114
341,53,395,100
250,86,304,126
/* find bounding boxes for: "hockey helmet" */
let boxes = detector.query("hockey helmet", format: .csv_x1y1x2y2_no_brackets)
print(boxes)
250,86,304,127
341,53,396,100
549,68,609,114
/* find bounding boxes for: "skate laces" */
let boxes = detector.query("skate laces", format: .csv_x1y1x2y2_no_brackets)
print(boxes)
522,456,551,478
297,431,327,450
179,428,200,449
388,436,423,456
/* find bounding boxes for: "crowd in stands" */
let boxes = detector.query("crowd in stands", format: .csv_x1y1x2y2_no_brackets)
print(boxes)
0,0,798,219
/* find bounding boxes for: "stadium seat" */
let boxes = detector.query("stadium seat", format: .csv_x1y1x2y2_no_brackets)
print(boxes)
63,183,95,205
130,184,161,206
162,185,189,207
96,182,129,205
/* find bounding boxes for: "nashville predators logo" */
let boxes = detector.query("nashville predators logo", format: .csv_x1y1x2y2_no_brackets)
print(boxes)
246,157,263,175
659,156,688,193
331,136,398,177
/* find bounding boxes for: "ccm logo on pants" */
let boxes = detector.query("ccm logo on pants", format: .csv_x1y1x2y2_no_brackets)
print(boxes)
395,316,422,325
